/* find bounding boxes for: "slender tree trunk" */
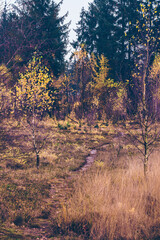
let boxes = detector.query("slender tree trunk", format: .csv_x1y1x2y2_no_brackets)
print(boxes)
144,125,149,177
31,107,40,169
36,153,40,169
142,42,149,177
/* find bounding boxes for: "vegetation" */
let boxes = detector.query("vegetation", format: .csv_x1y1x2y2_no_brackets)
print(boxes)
61,150,160,240
1,0,160,239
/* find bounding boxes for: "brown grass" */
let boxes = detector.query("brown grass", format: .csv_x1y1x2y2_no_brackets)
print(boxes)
0,117,110,239
2,117,160,239
60,151,160,239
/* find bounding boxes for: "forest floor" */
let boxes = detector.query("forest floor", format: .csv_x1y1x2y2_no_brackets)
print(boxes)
1,118,160,239
0,117,116,239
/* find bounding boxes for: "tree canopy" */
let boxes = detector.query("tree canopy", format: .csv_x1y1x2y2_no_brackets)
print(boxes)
0,0,69,77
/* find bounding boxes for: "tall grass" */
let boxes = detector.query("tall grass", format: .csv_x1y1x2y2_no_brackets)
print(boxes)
60,152,160,239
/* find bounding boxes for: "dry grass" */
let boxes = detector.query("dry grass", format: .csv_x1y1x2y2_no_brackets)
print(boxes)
2,117,160,239
60,151,160,239
0,117,110,239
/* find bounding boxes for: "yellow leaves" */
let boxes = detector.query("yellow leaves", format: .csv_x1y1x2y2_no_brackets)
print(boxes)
0,64,12,85
91,54,111,90
149,54,160,81
14,55,23,63
16,53,54,115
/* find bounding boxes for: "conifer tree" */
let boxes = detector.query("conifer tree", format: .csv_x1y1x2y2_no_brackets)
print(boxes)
15,0,69,76
0,0,69,77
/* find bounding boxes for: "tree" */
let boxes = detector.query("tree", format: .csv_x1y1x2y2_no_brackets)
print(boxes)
125,1,160,176
15,0,69,76
73,0,117,79
0,0,69,79
71,44,92,120
90,54,125,121
0,64,13,118
15,52,55,168
64,48,124,123
73,0,141,83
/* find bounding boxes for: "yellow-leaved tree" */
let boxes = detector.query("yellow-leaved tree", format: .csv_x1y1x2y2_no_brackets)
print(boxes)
16,54,53,117
15,52,55,168
90,54,125,121
0,64,13,118
72,44,92,121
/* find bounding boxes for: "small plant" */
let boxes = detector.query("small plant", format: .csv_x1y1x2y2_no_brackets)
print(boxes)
58,123,67,130
95,160,104,168
58,121,71,130
66,121,71,128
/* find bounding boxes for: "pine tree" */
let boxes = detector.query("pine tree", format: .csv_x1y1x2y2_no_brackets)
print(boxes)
73,0,140,82
14,0,69,76
0,0,69,77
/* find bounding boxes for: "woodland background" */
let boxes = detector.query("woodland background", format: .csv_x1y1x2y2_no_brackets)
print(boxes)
1,0,160,239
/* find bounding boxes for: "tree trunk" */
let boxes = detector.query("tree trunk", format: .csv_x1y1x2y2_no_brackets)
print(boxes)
144,160,148,177
36,153,40,169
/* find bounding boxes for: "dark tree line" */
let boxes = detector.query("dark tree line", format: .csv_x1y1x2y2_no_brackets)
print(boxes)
73,0,160,80
0,0,69,79
72,0,160,115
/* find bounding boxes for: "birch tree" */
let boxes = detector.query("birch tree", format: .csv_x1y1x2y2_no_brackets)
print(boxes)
15,52,55,168
126,1,160,176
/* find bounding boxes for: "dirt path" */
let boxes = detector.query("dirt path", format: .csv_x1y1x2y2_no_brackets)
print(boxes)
22,140,119,239
79,149,97,171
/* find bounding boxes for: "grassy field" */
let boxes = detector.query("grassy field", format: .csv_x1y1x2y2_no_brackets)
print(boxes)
0,117,160,239
0,117,111,239
61,148,160,239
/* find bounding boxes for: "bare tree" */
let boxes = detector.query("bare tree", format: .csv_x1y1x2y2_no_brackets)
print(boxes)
125,2,160,176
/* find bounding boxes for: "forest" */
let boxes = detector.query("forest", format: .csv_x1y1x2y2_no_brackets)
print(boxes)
1,0,160,239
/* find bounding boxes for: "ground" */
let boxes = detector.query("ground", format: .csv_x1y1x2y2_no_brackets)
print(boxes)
1,118,160,239
0,118,113,239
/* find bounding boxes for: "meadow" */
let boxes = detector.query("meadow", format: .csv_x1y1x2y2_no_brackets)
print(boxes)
0,118,160,239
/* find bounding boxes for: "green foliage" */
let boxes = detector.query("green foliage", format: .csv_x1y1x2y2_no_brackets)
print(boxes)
0,0,69,77
57,121,70,130
73,0,140,81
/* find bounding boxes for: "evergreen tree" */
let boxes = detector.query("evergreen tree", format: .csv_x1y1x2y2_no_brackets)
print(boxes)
73,0,117,79
0,0,69,77
17,0,69,76
73,0,141,82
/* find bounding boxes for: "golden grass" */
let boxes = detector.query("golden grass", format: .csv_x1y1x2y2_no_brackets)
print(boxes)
0,117,111,238
2,117,160,239
60,151,160,239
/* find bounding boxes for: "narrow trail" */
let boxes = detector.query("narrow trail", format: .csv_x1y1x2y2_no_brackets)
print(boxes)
34,146,101,239
24,135,123,239
78,149,97,172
